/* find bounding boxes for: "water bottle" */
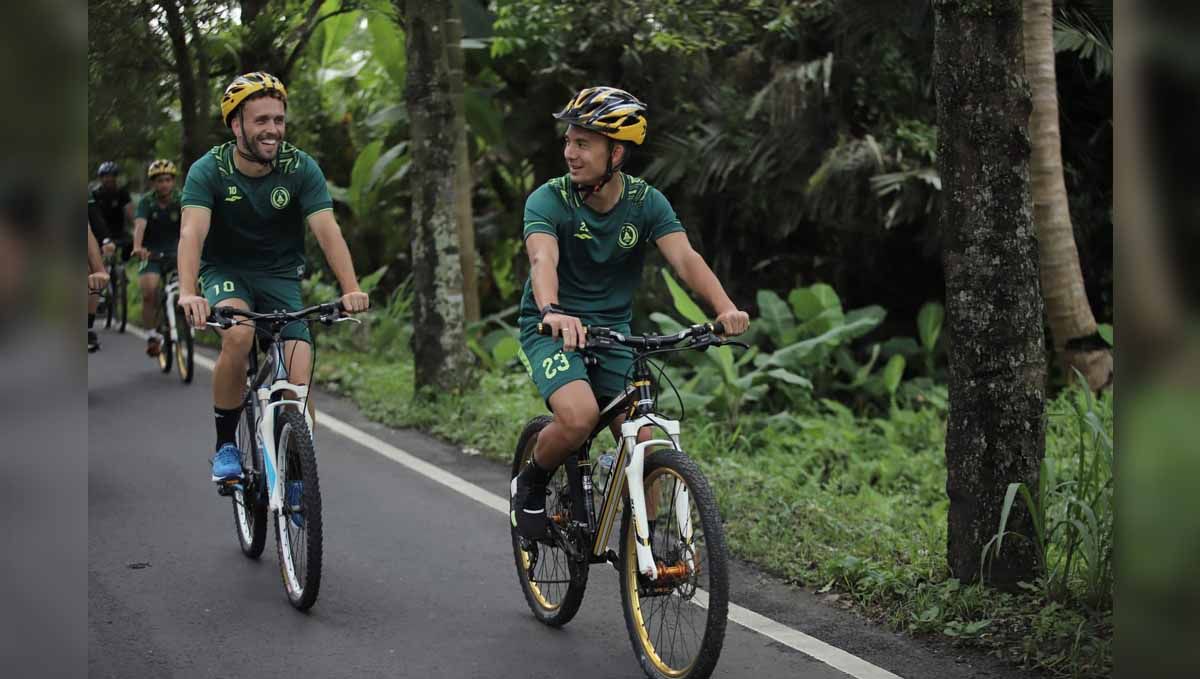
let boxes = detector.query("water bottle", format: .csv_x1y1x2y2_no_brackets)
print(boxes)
595,452,617,496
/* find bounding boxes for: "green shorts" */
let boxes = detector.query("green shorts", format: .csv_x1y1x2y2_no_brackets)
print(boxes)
199,264,311,343
517,315,635,406
137,259,172,277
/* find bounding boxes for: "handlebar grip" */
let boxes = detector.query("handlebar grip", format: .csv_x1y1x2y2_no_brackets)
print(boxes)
537,322,551,336
709,321,726,335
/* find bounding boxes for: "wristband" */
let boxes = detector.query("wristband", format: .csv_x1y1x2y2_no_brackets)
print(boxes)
540,303,564,319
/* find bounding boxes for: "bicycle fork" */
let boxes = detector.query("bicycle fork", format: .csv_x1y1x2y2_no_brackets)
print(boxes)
619,415,685,580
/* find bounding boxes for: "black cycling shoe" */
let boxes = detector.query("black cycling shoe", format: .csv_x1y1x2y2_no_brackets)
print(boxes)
510,468,550,541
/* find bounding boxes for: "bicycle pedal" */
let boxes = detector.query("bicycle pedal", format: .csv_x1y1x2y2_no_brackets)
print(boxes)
216,479,243,496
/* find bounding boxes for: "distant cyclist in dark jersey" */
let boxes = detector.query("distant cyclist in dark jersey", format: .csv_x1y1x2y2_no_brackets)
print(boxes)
509,86,750,540
91,161,134,258
132,159,183,357
176,72,370,487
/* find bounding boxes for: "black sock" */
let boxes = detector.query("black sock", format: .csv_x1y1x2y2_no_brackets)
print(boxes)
519,459,553,511
522,458,553,486
214,406,242,450
88,314,95,329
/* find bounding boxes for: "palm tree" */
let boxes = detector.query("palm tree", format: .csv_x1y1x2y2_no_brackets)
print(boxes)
1024,0,1112,390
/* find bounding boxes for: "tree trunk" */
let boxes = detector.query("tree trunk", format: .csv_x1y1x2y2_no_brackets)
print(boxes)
159,0,202,168
1023,0,1112,391
181,0,209,169
401,0,470,391
446,0,480,323
933,0,1046,587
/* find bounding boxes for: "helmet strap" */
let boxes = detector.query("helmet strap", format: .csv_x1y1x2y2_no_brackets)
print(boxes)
574,139,623,204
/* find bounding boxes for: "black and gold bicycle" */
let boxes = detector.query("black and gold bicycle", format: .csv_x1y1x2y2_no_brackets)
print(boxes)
511,320,746,679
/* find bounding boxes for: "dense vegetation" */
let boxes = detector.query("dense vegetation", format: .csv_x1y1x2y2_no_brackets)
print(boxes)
97,1,1113,675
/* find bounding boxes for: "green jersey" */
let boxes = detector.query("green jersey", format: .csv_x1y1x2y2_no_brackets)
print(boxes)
134,190,183,252
181,141,332,276
520,173,685,326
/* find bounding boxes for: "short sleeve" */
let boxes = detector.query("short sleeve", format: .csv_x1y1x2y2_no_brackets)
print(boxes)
181,157,216,210
523,182,564,240
645,188,685,243
298,154,333,218
134,194,151,220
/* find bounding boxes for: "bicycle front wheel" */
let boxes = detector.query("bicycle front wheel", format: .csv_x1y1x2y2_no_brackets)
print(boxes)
157,302,173,374
116,268,128,333
274,408,323,611
233,397,267,558
510,415,588,627
174,305,194,383
619,450,729,679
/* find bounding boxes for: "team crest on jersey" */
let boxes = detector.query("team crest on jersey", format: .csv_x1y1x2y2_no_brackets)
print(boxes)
271,187,291,209
618,223,639,249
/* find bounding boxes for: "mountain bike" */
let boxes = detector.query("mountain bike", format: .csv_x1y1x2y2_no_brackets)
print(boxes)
146,252,193,383
99,245,128,333
511,320,747,679
207,302,357,611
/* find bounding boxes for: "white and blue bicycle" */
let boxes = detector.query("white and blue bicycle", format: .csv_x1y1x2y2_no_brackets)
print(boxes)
207,302,356,610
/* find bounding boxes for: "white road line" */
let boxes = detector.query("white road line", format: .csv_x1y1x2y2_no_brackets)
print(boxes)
129,326,903,679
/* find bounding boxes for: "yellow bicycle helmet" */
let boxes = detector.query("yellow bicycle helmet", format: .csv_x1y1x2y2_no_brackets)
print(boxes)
220,72,288,127
553,86,648,146
146,159,178,178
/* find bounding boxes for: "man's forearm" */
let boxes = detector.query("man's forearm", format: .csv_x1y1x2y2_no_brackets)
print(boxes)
315,228,361,293
676,251,736,315
132,220,147,251
87,229,105,273
177,230,203,296
530,257,560,309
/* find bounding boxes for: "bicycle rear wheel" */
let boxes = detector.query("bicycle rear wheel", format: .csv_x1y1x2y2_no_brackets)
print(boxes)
510,415,588,627
275,408,322,611
619,450,728,679
174,304,194,383
233,397,267,558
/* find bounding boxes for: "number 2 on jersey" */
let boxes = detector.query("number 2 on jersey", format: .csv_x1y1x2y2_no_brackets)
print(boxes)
542,352,570,379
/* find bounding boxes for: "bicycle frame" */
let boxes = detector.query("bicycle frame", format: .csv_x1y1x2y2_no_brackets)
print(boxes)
250,340,314,514
575,359,688,581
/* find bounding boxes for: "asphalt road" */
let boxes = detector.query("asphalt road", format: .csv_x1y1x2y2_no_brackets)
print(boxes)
88,329,1031,679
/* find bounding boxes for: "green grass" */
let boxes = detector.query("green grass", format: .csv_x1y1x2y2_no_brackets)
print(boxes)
312,338,1112,678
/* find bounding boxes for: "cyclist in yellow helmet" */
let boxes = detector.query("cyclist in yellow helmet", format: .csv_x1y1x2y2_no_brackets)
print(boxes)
132,159,182,357
510,86,750,540
176,72,369,487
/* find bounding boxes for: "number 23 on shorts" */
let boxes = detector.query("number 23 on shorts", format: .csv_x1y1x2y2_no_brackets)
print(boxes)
542,352,570,379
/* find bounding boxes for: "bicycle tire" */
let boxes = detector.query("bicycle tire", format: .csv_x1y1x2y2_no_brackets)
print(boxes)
175,304,194,383
116,267,128,333
157,300,173,374
275,408,323,611
510,415,588,627
104,270,115,329
233,396,268,558
619,450,729,679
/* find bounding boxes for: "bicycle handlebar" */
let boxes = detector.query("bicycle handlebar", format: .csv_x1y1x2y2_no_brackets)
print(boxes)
536,319,731,350
205,301,349,330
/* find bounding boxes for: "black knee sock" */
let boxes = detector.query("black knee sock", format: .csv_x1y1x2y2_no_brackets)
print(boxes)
88,313,95,329
214,406,242,450
519,459,553,510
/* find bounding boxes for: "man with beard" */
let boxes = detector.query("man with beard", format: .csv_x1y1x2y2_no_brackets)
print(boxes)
176,72,369,487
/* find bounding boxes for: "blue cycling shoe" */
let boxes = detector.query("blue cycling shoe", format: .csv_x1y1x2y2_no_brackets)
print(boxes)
211,443,244,483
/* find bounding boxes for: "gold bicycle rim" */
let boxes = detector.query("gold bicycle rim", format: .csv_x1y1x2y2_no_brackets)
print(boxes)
624,467,699,678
